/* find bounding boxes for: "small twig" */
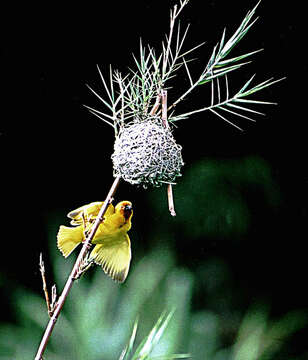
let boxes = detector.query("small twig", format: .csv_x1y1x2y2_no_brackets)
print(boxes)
161,90,176,216
35,176,121,360
150,92,162,116
39,254,52,317
161,90,169,129
167,183,176,216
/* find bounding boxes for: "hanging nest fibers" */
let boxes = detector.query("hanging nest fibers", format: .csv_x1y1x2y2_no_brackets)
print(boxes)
111,117,184,188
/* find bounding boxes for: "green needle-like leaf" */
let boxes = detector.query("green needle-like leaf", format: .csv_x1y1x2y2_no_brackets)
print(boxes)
219,105,256,122
239,77,286,97
214,49,262,68
226,102,265,115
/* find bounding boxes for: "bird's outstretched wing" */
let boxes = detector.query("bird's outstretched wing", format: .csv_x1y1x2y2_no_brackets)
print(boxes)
90,234,131,283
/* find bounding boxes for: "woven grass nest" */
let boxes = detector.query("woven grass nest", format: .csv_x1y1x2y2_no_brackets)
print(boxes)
111,117,184,188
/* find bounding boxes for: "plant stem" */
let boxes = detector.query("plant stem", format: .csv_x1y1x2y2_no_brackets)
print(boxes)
150,92,162,116
167,183,176,217
161,90,169,129
161,90,176,216
34,175,121,360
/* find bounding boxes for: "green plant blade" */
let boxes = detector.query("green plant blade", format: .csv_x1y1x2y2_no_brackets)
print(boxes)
119,319,139,360
131,311,174,360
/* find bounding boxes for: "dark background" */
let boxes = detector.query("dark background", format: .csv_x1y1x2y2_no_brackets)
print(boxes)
0,0,306,351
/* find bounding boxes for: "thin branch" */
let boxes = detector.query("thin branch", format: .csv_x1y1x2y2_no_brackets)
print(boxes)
39,254,52,317
161,90,169,129
35,176,121,360
150,92,162,116
167,183,176,217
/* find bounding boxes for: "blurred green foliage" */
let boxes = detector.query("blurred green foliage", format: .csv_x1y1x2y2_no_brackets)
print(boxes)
0,156,307,359
0,247,306,359
149,156,281,240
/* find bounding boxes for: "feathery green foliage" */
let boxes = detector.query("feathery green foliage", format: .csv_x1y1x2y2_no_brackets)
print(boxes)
86,1,283,134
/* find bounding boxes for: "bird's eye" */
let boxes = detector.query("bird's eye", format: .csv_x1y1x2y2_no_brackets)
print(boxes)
122,204,132,220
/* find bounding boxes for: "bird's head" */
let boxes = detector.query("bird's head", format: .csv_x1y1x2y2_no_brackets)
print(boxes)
115,201,133,221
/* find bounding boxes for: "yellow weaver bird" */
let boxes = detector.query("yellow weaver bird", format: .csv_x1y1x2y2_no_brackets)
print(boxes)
57,201,133,282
